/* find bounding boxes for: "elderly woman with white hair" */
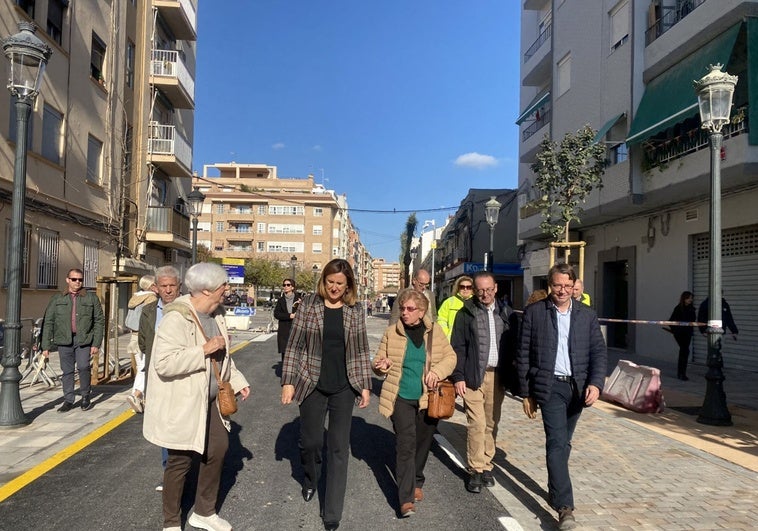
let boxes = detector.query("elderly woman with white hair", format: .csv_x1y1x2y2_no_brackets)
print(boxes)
143,262,250,531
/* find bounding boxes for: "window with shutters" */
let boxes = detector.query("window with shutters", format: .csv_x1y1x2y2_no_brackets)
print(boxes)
47,0,66,46
42,104,63,164
86,135,103,184
83,239,98,288
610,1,630,51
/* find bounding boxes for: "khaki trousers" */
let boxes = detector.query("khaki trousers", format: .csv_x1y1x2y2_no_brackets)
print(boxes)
463,368,504,472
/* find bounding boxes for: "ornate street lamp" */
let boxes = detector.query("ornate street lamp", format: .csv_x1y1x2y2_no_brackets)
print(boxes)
187,186,206,265
484,196,502,273
693,64,737,426
290,255,297,281
311,264,319,292
1,22,52,428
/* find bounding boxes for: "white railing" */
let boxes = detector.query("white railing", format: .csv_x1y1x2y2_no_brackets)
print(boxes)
148,123,192,171
151,49,195,102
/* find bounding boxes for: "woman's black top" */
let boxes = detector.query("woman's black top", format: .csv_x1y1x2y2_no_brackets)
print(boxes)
317,306,348,393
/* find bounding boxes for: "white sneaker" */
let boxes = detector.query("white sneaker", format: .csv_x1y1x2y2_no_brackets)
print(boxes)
126,394,143,413
155,483,163,492
163,528,181,531
187,512,232,531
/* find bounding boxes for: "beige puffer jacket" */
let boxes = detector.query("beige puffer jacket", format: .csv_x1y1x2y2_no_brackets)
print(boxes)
373,315,457,418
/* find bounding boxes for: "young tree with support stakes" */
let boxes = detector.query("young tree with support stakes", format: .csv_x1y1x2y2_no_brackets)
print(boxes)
530,125,606,262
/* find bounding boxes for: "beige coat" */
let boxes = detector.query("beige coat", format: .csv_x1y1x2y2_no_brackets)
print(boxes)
373,316,457,418
143,295,250,453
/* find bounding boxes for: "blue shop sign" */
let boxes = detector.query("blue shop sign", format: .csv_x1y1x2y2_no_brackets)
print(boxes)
222,264,245,284
463,262,523,276
233,307,255,316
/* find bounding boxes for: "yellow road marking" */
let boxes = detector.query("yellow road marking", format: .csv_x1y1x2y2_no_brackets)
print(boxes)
0,409,135,502
0,338,252,502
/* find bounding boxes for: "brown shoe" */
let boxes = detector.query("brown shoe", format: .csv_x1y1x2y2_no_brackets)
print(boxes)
400,502,415,517
414,487,424,502
558,507,576,530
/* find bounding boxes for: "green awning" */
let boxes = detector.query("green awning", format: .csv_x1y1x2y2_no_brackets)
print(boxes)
593,113,626,143
626,23,741,145
516,91,550,125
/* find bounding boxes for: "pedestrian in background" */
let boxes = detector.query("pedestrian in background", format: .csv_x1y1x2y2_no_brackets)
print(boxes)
373,289,457,518
274,278,301,362
281,258,372,531
450,272,511,494
41,268,104,412
125,274,156,413
390,269,437,325
143,262,250,531
698,295,739,340
572,279,591,307
518,263,607,530
667,291,696,381
436,275,474,339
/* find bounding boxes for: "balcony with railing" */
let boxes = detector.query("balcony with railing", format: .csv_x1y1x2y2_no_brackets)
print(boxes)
147,123,192,177
522,107,551,142
144,206,191,249
150,49,195,108
645,0,708,46
523,23,552,87
524,23,551,63
154,0,197,41
642,106,747,171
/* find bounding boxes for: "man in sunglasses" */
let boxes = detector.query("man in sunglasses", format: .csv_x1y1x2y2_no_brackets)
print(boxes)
42,268,104,412
389,269,437,325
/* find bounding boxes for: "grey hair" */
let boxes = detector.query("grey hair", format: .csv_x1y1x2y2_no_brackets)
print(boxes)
138,275,155,291
184,262,228,295
155,265,180,282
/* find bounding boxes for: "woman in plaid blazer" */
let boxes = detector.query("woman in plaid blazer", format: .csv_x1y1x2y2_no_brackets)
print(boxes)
281,258,372,531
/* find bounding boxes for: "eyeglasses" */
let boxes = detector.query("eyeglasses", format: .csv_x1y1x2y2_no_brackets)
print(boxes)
400,306,419,312
68,278,83,282
476,287,496,295
282,283,292,287
459,285,473,290
413,279,430,287
551,284,575,292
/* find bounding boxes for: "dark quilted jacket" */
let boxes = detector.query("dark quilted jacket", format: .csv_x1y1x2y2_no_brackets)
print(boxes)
517,298,607,405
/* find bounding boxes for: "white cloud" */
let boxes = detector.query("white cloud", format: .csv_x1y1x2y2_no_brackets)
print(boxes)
312,145,323,152
272,142,285,150
454,152,499,169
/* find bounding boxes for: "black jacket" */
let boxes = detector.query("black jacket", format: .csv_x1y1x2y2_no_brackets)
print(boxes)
450,297,511,390
517,298,607,405
274,294,300,353
697,298,738,335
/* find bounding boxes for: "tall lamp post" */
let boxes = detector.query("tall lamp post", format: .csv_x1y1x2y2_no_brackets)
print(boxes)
423,220,436,295
0,23,52,428
484,196,502,273
694,64,737,426
187,186,205,265
290,255,297,282
311,264,319,292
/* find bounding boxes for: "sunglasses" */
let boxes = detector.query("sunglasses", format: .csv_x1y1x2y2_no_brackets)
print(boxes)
459,285,473,290
68,278,83,282
282,283,292,287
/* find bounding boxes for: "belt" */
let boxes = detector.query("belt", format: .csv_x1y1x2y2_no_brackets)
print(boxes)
554,374,573,383
485,367,497,372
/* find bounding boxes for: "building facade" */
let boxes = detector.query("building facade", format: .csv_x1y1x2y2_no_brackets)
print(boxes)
0,0,197,322
371,258,401,296
193,162,372,292
518,0,758,370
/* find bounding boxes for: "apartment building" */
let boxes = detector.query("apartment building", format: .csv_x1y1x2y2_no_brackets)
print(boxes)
518,0,758,370
194,162,364,285
0,1,197,320
372,258,401,296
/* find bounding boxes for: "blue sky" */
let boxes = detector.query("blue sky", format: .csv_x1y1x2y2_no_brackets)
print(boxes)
194,1,521,261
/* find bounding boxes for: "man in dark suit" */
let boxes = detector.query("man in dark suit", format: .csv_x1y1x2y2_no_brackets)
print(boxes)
697,296,738,340
517,263,607,530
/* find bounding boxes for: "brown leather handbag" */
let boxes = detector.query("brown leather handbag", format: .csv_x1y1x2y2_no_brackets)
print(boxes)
213,358,237,416
424,325,455,419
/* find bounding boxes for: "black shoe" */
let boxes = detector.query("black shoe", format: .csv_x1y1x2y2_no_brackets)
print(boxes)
302,487,315,502
323,521,339,530
678,374,689,381
466,472,483,493
58,401,74,413
81,397,92,411
482,470,495,487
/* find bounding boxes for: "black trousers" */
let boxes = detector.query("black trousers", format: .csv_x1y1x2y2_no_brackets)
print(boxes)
675,335,692,377
299,386,356,524
390,397,439,505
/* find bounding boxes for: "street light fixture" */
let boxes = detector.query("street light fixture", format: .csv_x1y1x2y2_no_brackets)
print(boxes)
423,220,436,296
290,255,297,282
484,196,502,273
311,264,320,292
694,64,737,426
0,22,52,428
187,186,206,265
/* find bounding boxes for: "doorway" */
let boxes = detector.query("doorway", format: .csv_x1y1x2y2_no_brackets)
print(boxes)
597,246,636,352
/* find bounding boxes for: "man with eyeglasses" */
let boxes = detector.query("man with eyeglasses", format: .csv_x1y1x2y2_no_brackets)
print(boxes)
389,269,437,326
450,272,511,494
517,263,606,530
42,268,104,412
